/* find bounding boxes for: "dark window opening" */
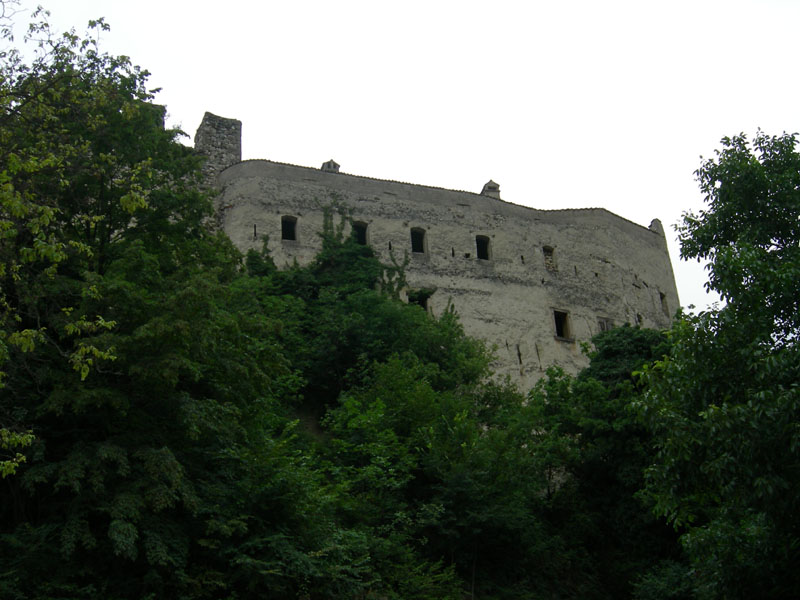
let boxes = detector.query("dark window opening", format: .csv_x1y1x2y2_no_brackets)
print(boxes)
253,223,257,241
554,310,571,339
543,246,557,272
476,235,490,260
410,227,426,253
281,216,297,241
352,221,368,245
408,288,434,312
598,317,613,332
660,292,669,317
451,247,455,257
521,255,525,264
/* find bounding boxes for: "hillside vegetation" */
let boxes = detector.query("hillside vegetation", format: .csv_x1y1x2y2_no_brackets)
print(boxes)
1,7,797,599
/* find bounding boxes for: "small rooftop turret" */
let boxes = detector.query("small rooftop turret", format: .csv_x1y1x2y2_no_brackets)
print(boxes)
481,180,501,199
649,218,665,236
321,159,340,173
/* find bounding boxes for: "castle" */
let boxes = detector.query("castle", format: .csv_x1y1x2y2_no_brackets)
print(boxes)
195,112,679,390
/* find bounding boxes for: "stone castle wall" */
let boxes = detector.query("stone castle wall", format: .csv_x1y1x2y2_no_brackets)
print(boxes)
195,112,679,390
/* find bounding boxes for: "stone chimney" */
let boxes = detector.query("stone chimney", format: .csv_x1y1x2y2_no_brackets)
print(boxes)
194,112,242,185
481,180,501,199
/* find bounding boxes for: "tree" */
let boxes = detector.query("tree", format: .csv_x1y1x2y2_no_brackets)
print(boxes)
0,427,33,477
526,326,682,600
0,9,323,598
0,9,497,591
637,131,800,599
323,352,583,599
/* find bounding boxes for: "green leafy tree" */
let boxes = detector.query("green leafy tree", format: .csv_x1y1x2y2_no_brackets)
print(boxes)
0,9,331,599
526,326,681,600
0,427,33,477
324,353,574,599
637,131,800,599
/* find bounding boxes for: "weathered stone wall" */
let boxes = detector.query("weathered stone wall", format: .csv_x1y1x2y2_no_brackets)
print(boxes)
196,114,679,390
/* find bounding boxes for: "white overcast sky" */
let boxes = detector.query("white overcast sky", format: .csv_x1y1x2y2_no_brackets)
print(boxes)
11,0,800,310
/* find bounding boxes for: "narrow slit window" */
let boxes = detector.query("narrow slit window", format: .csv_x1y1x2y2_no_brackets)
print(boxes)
352,221,368,245
476,235,491,260
543,246,557,272
659,292,669,317
598,317,613,332
281,215,297,241
553,310,571,339
410,227,426,254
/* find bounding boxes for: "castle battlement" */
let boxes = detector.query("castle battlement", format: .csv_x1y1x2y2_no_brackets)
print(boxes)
196,112,679,389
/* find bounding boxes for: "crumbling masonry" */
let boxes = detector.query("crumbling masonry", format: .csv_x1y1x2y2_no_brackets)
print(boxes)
195,112,679,390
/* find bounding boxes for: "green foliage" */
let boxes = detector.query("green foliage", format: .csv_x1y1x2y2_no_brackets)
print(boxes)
680,132,800,346
0,2,207,394
0,8,311,598
637,131,800,599
579,324,670,389
527,326,680,599
324,354,578,599
0,427,33,477
0,10,500,593
632,560,694,600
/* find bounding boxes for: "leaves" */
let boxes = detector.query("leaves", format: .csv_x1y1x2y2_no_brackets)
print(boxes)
638,132,800,598
0,427,34,477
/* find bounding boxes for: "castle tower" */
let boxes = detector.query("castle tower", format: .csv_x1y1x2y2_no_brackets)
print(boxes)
194,112,242,183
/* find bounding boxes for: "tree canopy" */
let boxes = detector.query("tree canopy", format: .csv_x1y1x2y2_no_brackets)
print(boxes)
637,131,800,599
